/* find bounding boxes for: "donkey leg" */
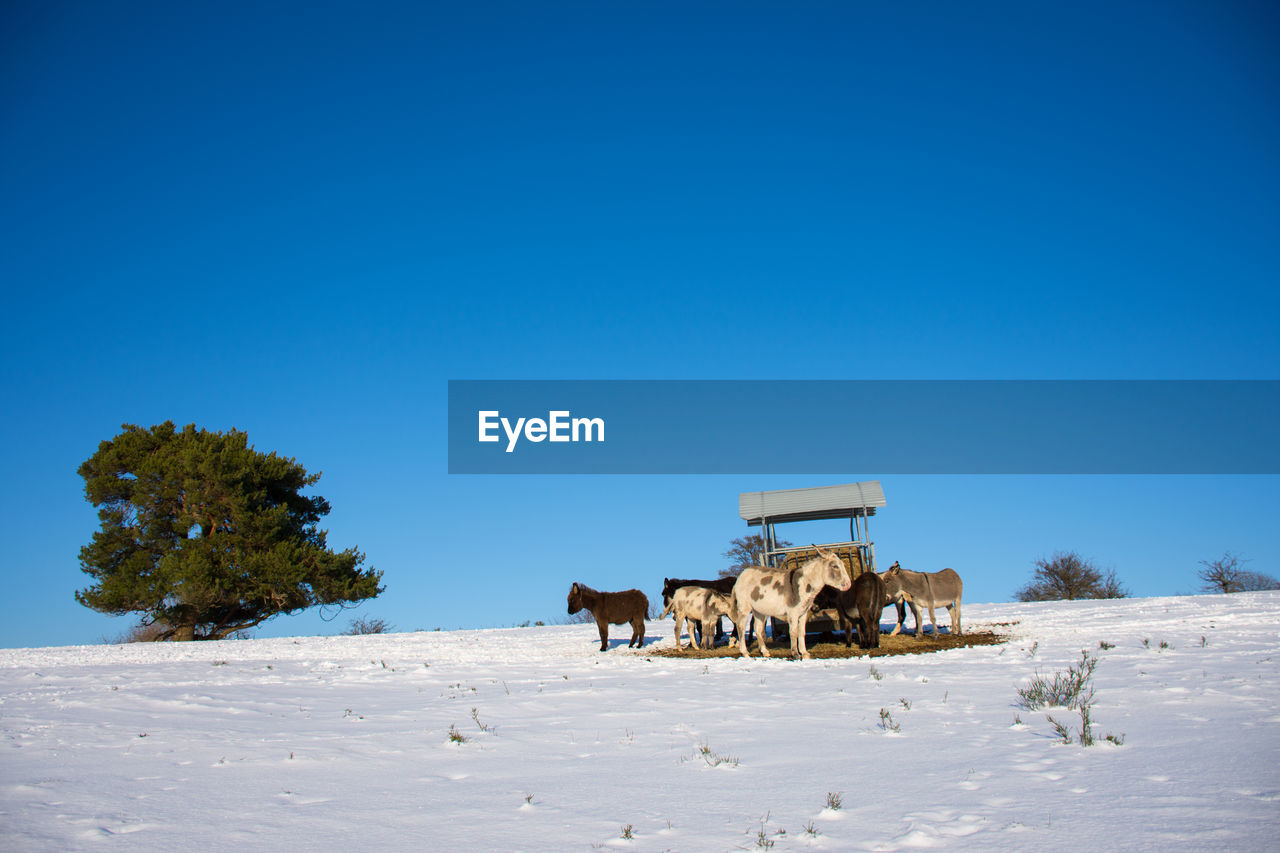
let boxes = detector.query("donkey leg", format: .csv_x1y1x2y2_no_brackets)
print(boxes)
928,605,939,636
736,621,750,657
755,616,771,658
888,601,906,636
790,616,807,659
631,616,644,647
952,600,962,635
595,616,609,651
733,603,750,657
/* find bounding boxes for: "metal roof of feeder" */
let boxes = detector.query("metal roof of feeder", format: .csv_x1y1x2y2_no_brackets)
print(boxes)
738,480,886,526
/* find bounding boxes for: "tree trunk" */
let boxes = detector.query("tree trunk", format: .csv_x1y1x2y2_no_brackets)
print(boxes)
172,623,196,641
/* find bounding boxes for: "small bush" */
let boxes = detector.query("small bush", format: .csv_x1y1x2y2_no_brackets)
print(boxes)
754,816,777,850
825,792,843,811
1016,650,1098,711
344,616,392,635
1078,704,1095,746
447,724,468,744
695,741,739,767
878,708,900,733
1015,551,1127,601
1019,650,1121,747
1047,715,1072,743
470,707,494,732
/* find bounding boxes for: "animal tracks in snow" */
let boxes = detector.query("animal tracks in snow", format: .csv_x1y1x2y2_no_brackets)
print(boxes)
876,811,987,850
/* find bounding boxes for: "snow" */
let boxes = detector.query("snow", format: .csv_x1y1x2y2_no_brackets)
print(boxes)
2,593,1278,851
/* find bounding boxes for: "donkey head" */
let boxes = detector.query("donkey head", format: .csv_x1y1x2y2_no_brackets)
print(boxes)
811,544,852,590
660,577,678,607
567,583,583,614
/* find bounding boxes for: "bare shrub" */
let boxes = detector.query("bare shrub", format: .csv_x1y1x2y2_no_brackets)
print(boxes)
344,616,393,635
1017,649,1098,710
1197,552,1279,593
1018,650,1122,747
1015,551,1127,601
720,534,792,578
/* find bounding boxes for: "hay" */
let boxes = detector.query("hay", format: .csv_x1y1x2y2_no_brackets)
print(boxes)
646,627,1008,660
778,546,865,577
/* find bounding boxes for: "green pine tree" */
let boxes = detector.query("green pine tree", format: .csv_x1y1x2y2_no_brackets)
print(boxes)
77,422,382,640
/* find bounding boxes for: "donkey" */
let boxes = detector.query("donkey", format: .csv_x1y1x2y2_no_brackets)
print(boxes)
661,587,735,650
731,545,851,660
836,570,890,649
662,576,736,646
880,562,963,637
567,583,649,651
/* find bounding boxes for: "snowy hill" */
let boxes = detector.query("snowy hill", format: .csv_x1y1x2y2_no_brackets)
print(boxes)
3,593,1277,851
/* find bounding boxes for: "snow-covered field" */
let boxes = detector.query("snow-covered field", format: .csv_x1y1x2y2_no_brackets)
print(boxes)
2,593,1277,852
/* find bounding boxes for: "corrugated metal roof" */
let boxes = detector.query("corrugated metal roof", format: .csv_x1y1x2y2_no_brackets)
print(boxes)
739,481,886,525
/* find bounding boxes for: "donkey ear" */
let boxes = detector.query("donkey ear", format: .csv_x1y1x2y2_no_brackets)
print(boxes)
571,582,579,593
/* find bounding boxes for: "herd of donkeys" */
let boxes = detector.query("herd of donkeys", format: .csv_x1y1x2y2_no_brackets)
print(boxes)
567,545,964,660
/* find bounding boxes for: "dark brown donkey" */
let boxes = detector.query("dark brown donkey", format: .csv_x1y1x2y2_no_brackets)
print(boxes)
567,583,649,651
837,571,890,649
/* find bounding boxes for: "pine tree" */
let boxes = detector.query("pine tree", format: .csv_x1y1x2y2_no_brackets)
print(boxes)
77,422,382,640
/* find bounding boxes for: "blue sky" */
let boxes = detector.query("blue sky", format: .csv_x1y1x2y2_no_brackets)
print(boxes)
2,1,1277,648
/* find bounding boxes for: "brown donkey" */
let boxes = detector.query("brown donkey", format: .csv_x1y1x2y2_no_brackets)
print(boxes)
567,583,649,651
837,570,890,649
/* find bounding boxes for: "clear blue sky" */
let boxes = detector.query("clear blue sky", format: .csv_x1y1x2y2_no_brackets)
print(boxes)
3,1,1277,648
